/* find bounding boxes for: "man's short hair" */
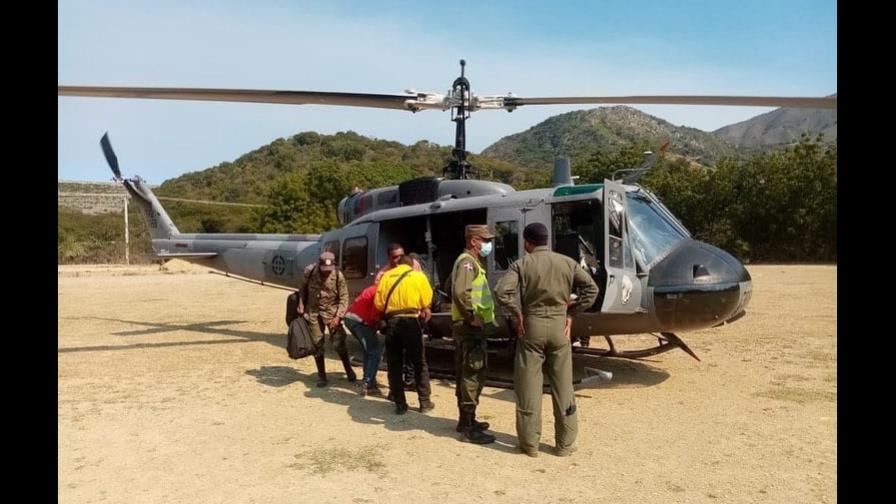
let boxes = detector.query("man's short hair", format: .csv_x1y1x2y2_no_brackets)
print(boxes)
523,223,549,246
397,255,414,267
387,243,405,253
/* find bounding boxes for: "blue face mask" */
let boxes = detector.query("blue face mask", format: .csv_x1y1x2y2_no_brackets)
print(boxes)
479,241,493,257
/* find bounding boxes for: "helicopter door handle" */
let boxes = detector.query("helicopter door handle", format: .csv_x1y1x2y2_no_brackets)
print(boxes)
607,274,615,285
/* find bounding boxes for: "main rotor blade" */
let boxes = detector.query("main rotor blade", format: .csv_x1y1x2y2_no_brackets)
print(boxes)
506,95,837,109
58,86,418,111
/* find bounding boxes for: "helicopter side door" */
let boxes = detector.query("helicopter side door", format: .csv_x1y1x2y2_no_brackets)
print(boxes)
601,180,642,313
487,205,523,285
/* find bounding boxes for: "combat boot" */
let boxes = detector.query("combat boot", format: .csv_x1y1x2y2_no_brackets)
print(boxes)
455,407,490,432
338,351,357,382
458,411,495,444
471,407,490,431
313,355,328,387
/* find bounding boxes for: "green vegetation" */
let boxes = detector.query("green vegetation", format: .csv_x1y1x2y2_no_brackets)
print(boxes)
157,131,526,204
574,135,837,262
482,106,736,169
58,206,152,264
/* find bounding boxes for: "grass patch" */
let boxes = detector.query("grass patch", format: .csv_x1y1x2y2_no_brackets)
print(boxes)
753,387,836,404
290,445,386,475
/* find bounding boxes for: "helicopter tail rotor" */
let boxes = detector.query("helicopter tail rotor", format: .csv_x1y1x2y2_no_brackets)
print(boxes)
100,132,123,181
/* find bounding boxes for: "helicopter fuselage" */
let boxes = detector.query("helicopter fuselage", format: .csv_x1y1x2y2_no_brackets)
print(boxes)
141,175,751,342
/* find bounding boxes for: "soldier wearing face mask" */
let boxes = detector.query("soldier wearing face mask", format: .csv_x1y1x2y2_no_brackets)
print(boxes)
449,224,498,444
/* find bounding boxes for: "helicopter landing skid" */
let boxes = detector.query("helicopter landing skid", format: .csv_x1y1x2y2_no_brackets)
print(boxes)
424,368,608,391
572,332,701,362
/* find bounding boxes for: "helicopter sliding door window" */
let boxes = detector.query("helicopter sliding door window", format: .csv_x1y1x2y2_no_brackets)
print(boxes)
493,221,520,271
342,236,368,280
601,181,643,314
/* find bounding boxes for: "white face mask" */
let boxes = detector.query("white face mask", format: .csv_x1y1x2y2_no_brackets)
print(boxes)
479,241,493,257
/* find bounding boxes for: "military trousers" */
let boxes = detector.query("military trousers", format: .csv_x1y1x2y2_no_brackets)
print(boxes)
453,322,489,409
513,314,578,454
307,315,348,358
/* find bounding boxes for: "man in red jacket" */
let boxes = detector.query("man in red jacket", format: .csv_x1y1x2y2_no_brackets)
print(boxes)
344,284,385,396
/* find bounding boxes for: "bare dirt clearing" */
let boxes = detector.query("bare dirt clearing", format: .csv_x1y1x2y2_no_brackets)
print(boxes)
58,263,836,503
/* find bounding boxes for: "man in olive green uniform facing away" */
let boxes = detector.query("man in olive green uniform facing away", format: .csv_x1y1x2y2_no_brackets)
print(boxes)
296,251,355,387
495,223,599,457
450,225,498,444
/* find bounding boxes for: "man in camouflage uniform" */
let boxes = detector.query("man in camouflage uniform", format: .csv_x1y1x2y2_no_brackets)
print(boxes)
450,224,498,444
296,251,355,387
495,223,599,457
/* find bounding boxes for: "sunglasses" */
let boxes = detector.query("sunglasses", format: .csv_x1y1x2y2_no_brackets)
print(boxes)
390,254,404,260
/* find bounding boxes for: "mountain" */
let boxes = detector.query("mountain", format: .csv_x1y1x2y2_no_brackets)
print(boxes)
712,94,837,150
155,131,527,202
481,106,736,169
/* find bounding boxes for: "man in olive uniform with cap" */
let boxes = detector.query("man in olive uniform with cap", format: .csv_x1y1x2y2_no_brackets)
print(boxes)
296,251,355,387
495,223,599,457
450,224,498,444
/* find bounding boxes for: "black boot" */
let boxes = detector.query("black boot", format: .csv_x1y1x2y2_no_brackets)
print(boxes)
455,407,490,432
338,351,357,382
458,409,495,444
313,355,328,387
471,407,490,431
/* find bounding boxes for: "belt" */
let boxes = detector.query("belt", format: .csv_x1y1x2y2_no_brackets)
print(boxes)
523,305,568,317
385,308,419,319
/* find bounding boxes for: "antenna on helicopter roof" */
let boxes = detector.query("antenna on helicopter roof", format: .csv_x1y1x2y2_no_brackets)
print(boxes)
443,59,478,180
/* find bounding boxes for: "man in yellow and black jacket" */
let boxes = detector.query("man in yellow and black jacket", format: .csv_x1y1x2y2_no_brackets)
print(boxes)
374,255,434,415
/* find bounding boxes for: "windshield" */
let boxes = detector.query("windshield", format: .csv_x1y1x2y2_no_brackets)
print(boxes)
626,191,688,266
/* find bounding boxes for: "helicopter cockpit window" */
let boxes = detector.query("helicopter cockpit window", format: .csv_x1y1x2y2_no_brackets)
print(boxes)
377,191,397,206
626,191,688,266
551,200,601,277
494,221,519,270
342,236,368,280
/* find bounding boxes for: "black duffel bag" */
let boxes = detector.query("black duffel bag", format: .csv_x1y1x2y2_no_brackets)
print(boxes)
285,291,314,359
286,317,315,359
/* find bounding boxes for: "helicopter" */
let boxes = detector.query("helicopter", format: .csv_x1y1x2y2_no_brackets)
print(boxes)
58,60,836,387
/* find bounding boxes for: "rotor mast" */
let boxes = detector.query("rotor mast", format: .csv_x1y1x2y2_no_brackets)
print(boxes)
444,59,477,180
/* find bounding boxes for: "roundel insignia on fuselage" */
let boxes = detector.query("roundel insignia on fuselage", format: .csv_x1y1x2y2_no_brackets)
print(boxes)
272,255,286,276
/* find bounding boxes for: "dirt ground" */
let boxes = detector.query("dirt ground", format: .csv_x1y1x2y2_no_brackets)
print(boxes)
58,263,836,503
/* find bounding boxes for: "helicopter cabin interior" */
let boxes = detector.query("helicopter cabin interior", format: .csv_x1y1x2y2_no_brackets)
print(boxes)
378,209,487,303
375,197,609,314
549,197,607,311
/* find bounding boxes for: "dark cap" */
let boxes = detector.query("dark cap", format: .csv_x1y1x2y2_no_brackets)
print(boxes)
465,224,495,240
318,251,336,271
523,223,549,246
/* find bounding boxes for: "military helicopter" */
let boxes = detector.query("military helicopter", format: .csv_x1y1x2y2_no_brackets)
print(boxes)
58,60,836,386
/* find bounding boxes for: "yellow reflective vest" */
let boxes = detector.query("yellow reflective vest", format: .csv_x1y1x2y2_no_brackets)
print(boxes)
450,252,495,324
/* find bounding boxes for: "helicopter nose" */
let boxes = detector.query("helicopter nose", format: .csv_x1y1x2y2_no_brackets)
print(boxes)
649,239,752,331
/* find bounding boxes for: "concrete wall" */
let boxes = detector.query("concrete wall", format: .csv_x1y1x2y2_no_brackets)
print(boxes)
58,180,155,215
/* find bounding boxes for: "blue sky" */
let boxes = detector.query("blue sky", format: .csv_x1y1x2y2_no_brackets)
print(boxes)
58,0,837,183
